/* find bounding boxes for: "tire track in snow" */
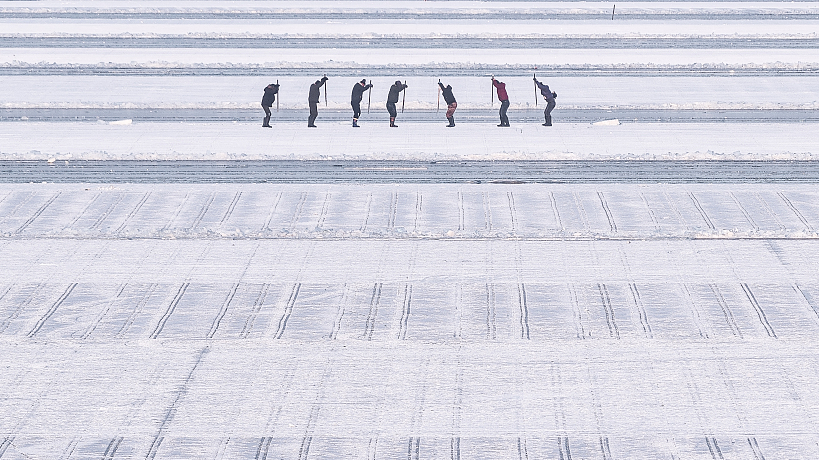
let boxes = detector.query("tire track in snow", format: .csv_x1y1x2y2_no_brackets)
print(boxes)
709,284,742,338
599,437,613,460
640,192,661,232
741,283,777,338
598,283,620,339
1,283,45,335
150,282,189,339
26,283,77,338
272,283,301,339
363,282,382,340
597,191,617,233
114,191,151,235
398,284,412,340
329,284,349,340
688,192,716,230
558,436,573,460
777,191,813,232
15,192,61,234
207,282,239,339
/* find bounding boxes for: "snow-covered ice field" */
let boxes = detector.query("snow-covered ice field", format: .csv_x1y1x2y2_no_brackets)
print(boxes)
3,1,819,459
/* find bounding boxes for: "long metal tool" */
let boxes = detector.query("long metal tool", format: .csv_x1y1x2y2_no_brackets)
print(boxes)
367,79,372,114
276,79,279,112
533,73,537,108
437,80,441,113
401,80,406,113
324,74,327,107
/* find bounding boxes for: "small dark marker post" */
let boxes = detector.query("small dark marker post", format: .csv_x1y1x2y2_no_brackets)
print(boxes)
612,4,615,20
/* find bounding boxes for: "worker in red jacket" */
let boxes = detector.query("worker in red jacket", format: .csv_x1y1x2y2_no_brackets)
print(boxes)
492,77,510,127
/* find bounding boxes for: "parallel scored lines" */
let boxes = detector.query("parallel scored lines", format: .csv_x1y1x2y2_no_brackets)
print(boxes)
507,191,518,232
388,190,398,229
27,283,77,338
599,437,613,460
190,192,216,228
80,283,127,340
101,437,123,460
777,191,813,231
517,438,528,460
150,282,189,339
398,284,412,340
517,283,530,339
90,192,126,230
15,192,61,233
486,283,497,340
705,437,725,460
363,283,383,340
408,437,420,460
558,436,573,460
741,283,777,338
688,192,716,230
273,283,301,339
0,437,14,457
598,283,620,339
240,284,270,338
709,284,742,338
220,191,243,224
747,437,767,460
628,283,653,338
115,283,158,338
452,437,461,460
597,191,617,233
207,282,239,339
729,191,758,231
114,191,151,234
255,437,273,460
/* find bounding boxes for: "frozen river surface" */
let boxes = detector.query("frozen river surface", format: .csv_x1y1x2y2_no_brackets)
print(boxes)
3,182,819,459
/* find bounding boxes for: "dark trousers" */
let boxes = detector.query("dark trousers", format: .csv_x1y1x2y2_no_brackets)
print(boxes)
499,99,510,126
308,102,318,126
262,104,272,126
544,100,556,124
386,101,397,118
352,101,361,119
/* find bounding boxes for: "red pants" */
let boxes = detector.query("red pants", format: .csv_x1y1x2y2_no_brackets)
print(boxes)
446,102,457,118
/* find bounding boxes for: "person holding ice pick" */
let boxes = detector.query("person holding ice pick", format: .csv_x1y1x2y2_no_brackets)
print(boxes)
533,76,557,126
387,80,408,127
351,79,373,127
491,76,510,127
261,82,279,128
307,76,328,127
438,80,457,127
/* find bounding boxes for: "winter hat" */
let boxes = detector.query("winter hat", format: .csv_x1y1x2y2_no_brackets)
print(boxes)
360,79,367,84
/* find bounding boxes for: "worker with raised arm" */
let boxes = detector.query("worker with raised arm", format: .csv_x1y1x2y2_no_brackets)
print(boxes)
534,76,557,126
350,79,373,127
387,80,408,127
307,76,328,127
492,76,510,127
438,80,457,127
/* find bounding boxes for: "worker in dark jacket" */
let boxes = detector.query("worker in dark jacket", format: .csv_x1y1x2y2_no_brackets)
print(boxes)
534,77,557,126
261,83,279,128
438,80,457,127
350,79,373,127
387,80,407,127
308,76,328,127
492,77,510,127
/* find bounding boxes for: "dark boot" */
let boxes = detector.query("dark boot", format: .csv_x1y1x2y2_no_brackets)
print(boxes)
446,117,455,127
390,117,397,127
353,118,359,127
543,115,552,127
